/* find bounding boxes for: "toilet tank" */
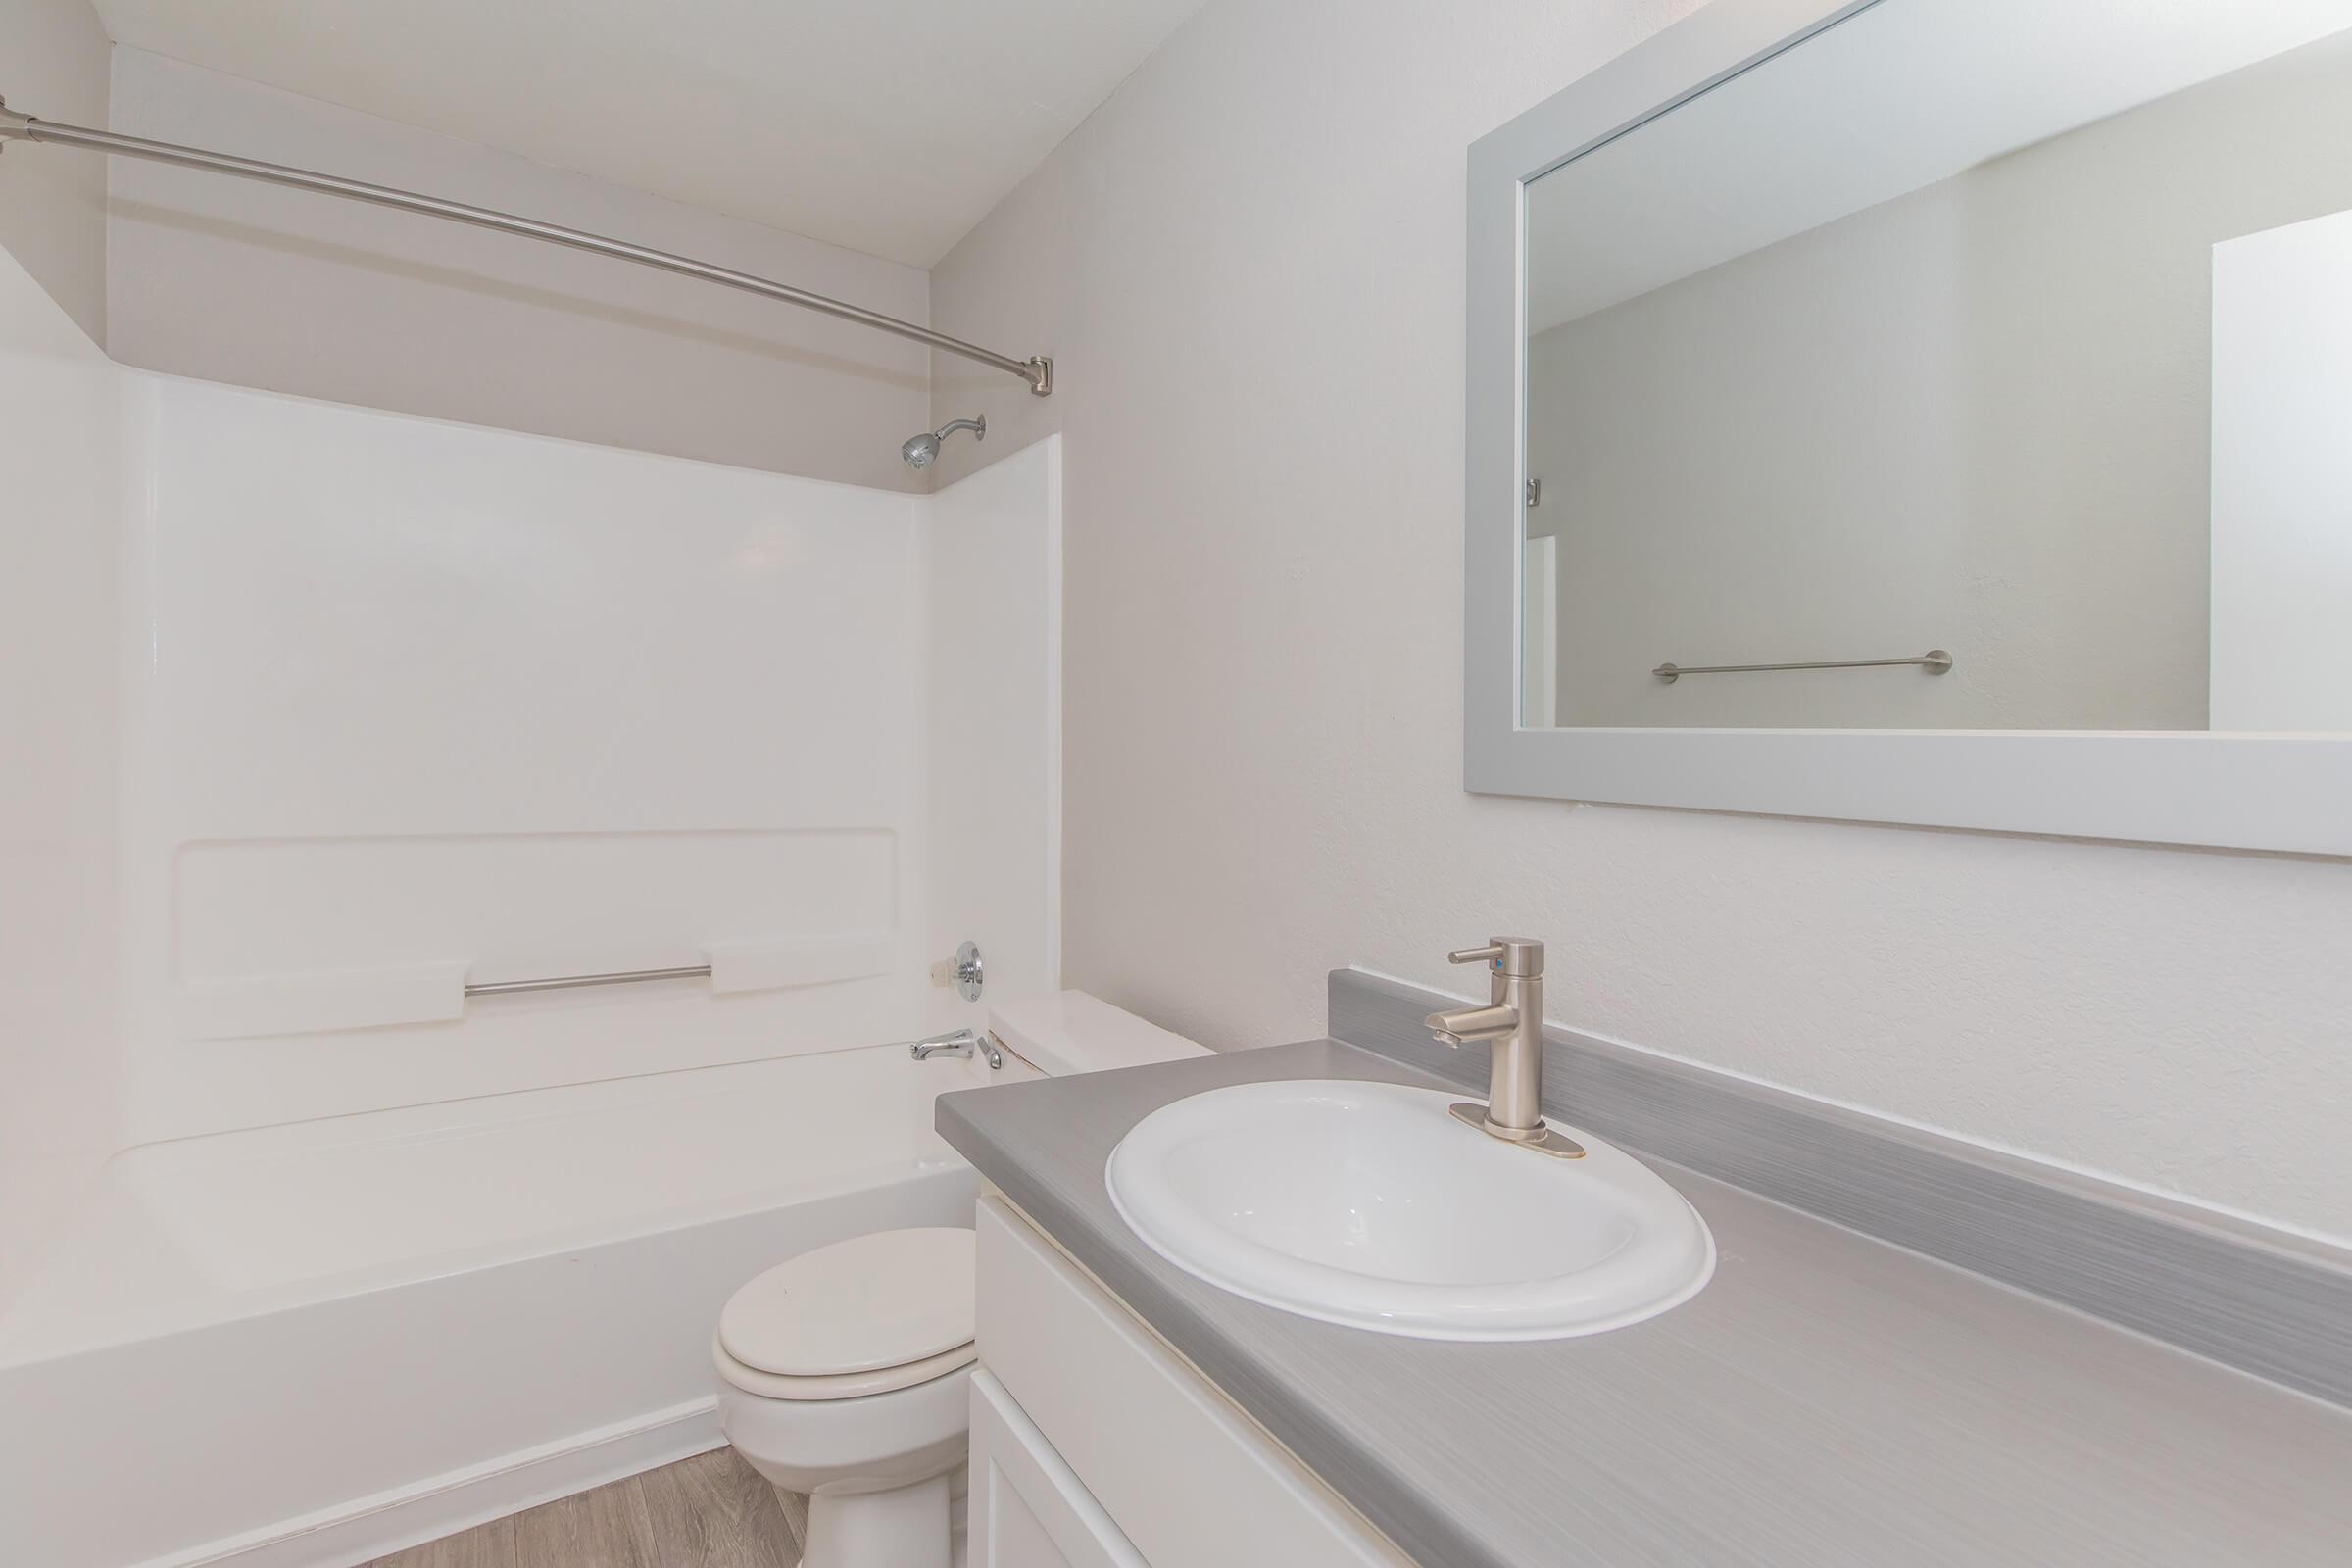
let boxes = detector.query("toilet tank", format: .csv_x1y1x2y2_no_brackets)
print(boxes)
987,991,1210,1076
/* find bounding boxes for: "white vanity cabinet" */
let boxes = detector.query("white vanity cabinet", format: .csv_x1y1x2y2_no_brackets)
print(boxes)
969,1370,1149,1568
967,1196,1412,1568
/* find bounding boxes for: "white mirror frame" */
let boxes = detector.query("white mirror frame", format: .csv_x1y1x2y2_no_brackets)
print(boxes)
1465,0,2352,857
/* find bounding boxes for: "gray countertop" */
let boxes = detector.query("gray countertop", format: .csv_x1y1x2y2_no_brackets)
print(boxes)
937,1039,2352,1568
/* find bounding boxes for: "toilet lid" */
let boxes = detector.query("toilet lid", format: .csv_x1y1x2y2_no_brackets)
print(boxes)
719,1227,975,1378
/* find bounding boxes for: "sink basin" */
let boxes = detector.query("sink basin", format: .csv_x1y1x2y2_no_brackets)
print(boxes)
1105,1080,1713,1341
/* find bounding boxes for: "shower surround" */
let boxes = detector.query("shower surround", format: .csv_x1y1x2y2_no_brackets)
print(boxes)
0,248,1062,1568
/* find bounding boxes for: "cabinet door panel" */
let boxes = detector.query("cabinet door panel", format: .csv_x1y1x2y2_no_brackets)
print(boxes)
969,1368,1148,1568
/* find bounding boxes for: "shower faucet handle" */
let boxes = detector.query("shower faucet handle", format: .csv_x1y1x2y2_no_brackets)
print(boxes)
927,940,984,1001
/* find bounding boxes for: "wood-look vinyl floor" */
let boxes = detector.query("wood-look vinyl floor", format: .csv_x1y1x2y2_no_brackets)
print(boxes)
368,1448,808,1568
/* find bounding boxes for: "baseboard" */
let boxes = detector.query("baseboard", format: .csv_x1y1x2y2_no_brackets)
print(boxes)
1329,966,2352,1409
144,1398,725,1568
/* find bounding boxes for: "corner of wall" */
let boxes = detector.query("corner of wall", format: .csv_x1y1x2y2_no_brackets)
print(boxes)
0,0,110,346
0,235,127,1303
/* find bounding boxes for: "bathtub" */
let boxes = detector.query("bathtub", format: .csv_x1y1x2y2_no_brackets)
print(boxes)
0,1040,1027,1568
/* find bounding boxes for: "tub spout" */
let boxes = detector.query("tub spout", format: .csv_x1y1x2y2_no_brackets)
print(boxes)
906,1028,1002,1069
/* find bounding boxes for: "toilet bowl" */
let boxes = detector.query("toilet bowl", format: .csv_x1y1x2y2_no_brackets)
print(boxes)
713,991,1209,1568
714,1227,978,1568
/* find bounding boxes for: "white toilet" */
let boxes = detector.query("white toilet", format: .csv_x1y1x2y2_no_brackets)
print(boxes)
712,992,1208,1568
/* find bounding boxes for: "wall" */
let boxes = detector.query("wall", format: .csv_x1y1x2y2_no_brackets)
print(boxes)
0,0,109,339
105,48,932,492
1527,29,2352,731
0,246,122,1297
121,373,909,1139
923,436,1065,1015
112,373,1058,1144
1,34,1065,1263
925,0,2352,1242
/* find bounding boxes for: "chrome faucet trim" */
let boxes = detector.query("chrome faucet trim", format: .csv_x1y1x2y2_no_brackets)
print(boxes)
1426,938,1585,1158
906,1027,1003,1068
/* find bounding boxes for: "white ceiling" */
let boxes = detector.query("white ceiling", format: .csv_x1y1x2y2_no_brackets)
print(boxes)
89,0,1207,268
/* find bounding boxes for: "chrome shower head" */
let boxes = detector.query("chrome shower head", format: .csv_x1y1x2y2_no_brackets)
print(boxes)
901,415,985,470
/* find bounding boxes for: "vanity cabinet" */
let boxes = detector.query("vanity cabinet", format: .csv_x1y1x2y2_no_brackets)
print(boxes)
969,1370,1148,1568
968,1196,1410,1568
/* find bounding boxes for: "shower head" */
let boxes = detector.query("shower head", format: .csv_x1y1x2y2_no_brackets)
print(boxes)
902,415,985,470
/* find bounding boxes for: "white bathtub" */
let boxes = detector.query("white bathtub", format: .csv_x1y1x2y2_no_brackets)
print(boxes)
0,1041,1027,1568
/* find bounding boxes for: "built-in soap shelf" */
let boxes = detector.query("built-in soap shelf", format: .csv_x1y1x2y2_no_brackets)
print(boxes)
179,934,896,1041
172,828,901,1041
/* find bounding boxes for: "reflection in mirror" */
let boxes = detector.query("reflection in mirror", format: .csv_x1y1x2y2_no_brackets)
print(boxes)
1522,0,2352,732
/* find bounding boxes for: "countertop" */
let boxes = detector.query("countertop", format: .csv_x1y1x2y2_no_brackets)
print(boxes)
938,1039,2352,1568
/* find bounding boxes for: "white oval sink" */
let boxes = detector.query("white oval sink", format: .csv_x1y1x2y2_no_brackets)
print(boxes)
1106,1080,1713,1341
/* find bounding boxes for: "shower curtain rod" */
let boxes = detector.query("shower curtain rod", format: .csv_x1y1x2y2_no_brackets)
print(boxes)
0,96,1053,396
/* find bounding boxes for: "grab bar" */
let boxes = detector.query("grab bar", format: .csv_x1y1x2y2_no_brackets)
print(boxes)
464,964,711,998
1653,649,1952,683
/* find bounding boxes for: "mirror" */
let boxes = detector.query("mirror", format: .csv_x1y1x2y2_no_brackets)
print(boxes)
1465,0,2352,852
1518,0,2352,733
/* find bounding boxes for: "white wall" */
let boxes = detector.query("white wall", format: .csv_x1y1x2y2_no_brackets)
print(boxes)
0,247,122,1297
2211,207,2352,730
0,0,109,339
0,245,1060,1297
110,374,1058,1144
1528,29,2352,731
105,48,933,492
120,375,897,1139
0,44,1067,1282
926,0,2352,1242
923,437,1065,1011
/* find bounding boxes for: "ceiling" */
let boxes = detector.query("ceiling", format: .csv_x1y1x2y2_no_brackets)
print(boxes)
89,0,1206,268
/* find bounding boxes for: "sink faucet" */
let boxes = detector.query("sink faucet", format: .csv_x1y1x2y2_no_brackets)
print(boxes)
1426,938,1584,1158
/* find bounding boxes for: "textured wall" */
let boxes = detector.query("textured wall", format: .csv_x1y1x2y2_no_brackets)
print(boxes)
0,0,109,340
925,0,2352,1241
0,246,122,1296
106,49,932,492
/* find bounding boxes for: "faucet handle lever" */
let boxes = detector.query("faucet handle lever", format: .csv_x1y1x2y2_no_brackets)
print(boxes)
1446,938,1544,976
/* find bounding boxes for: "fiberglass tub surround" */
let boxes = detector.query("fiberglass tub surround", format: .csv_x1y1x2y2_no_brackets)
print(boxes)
0,250,1064,1568
118,372,1056,1133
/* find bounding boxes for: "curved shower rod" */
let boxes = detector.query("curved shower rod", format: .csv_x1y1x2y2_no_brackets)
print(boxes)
0,95,1053,397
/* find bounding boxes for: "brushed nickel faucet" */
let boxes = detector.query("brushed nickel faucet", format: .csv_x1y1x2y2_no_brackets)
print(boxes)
1426,938,1584,1158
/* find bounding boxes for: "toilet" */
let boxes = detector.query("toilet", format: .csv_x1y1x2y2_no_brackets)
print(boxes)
712,991,1209,1568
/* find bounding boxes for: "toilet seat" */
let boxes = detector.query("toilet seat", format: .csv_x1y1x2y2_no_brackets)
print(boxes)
715,1227,975,1402
713,1334,976,1400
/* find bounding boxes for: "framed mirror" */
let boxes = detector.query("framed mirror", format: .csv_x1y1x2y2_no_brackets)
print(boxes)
1465,0,2352,854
